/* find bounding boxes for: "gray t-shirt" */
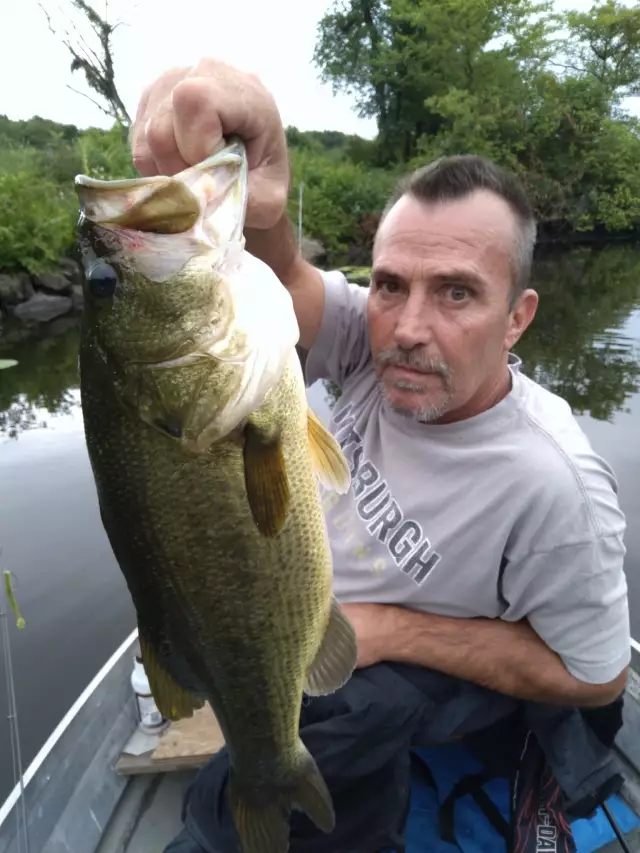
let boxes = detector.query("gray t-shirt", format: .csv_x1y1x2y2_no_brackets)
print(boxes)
305,270,631,686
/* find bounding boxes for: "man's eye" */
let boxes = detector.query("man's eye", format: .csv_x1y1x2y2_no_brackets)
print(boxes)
377,280,401,294
446,284,471,302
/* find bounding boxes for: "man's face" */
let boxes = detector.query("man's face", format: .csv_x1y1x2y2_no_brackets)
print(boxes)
367,190,538,424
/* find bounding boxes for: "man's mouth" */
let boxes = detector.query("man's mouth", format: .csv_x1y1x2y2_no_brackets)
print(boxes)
388,365,441,380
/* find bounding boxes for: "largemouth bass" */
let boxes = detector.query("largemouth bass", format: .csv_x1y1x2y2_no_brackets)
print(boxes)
74,138,357,853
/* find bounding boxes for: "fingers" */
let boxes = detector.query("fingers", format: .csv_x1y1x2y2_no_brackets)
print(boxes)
172,69,273,168
129,57,291,229
131,66,191,176
171,78,227,167
144,101,187,176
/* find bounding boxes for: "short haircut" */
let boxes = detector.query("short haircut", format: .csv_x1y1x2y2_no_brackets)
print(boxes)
381,155,537,304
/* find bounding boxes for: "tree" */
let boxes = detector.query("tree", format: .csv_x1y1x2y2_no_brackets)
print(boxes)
39,0,130,127
313,0,640,235
314,0,556,163
561,0,640,100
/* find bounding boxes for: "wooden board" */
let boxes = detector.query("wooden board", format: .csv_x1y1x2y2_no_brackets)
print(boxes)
115,704,225,775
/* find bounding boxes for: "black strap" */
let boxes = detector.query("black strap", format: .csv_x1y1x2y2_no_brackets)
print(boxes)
409,752,438,792
601,802,633,853
439,771,510,849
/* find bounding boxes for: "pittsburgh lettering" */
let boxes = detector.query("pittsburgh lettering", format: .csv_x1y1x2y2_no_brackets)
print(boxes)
322,403,442,586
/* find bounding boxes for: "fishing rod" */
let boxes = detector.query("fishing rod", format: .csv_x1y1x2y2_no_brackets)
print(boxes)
1,562,29,853
297,181,304,248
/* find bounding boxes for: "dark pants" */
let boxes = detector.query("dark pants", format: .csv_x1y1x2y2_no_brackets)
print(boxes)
165,800,217,853
164,826,205,853
162,664,624,853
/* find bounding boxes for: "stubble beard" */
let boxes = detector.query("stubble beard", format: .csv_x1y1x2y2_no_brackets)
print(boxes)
375,348,455,424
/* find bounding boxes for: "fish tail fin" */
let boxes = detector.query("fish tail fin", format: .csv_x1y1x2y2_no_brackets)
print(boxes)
228,744,335,853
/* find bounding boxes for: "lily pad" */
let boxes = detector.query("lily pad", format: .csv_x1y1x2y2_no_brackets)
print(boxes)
0,359,18,370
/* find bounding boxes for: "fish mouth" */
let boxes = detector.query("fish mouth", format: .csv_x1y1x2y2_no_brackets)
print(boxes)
74,137,248,241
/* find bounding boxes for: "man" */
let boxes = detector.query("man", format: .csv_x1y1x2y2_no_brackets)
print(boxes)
130,59,631,852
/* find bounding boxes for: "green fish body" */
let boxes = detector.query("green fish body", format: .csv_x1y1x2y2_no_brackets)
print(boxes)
74,140,356,853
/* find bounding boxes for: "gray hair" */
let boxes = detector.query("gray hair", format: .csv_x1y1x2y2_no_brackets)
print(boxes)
381,155,537,306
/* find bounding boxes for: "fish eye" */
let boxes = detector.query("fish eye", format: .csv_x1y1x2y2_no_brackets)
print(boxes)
87,261,118,299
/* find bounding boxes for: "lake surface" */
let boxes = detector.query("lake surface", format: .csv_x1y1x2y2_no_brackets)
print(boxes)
0,244,639,806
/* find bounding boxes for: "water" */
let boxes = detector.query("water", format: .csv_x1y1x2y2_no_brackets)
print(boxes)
0,244,639,806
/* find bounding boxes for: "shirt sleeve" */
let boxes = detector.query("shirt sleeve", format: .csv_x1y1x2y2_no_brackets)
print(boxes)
501,533,631,684
304,269,371,388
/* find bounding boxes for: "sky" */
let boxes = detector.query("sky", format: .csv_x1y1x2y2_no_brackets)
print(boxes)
1,0,638,138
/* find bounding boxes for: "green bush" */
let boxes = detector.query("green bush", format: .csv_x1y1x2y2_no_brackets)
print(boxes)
0,171,77,275
287,148,398,263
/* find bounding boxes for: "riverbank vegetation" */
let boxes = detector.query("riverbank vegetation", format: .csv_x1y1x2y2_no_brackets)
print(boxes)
1,0,640,277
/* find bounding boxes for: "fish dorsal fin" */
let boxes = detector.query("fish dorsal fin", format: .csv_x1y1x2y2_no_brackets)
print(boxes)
307,408,351,494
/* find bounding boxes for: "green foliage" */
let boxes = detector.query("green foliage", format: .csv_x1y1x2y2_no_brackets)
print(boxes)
563,0,640,98
315,0,640,236
0,120,135,275
287,146,398,262
6,0,640,280
0,172,77,274
77,124,137,179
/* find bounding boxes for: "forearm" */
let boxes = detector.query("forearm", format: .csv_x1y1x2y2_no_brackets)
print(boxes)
382,607,627,708
244,214,325,350
244,213,301,286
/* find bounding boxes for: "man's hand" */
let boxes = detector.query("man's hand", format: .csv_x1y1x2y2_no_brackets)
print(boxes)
341,603,628,708
129,58,289,230
128,58,326,350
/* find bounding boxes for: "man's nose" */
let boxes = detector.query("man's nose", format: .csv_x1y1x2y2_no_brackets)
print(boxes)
393,293,433,350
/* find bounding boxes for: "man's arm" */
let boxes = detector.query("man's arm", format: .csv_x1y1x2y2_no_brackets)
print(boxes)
245,215,325,351
342,603,628,708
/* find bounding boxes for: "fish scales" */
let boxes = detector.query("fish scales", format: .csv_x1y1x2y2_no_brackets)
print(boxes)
82,345,330,758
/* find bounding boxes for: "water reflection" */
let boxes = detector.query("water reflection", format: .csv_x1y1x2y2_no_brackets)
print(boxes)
319,244,640,422
1,244,639,436
0,323,81,439
515,245,640,422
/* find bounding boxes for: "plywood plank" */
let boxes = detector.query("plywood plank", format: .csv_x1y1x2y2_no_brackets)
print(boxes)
116,705,225,776
152,705,225,762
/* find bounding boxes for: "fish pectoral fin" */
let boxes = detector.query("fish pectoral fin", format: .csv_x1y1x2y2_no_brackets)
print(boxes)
139,633,204,721
307,408,351,494
304,596,358,696
228,746,334,853
243,415,290,538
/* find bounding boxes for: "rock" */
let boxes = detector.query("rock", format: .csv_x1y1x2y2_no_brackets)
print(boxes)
44,315,81,338
33,271,72,294
71,284,84,311
301,237,327,265
59,258,83,286
12,292,73,324
0,273,35,307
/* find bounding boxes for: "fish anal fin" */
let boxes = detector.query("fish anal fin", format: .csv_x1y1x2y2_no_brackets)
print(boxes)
228,745,334,853
138,633,204,721
304,596,357,696
307,408,351,494
243,416,290,538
